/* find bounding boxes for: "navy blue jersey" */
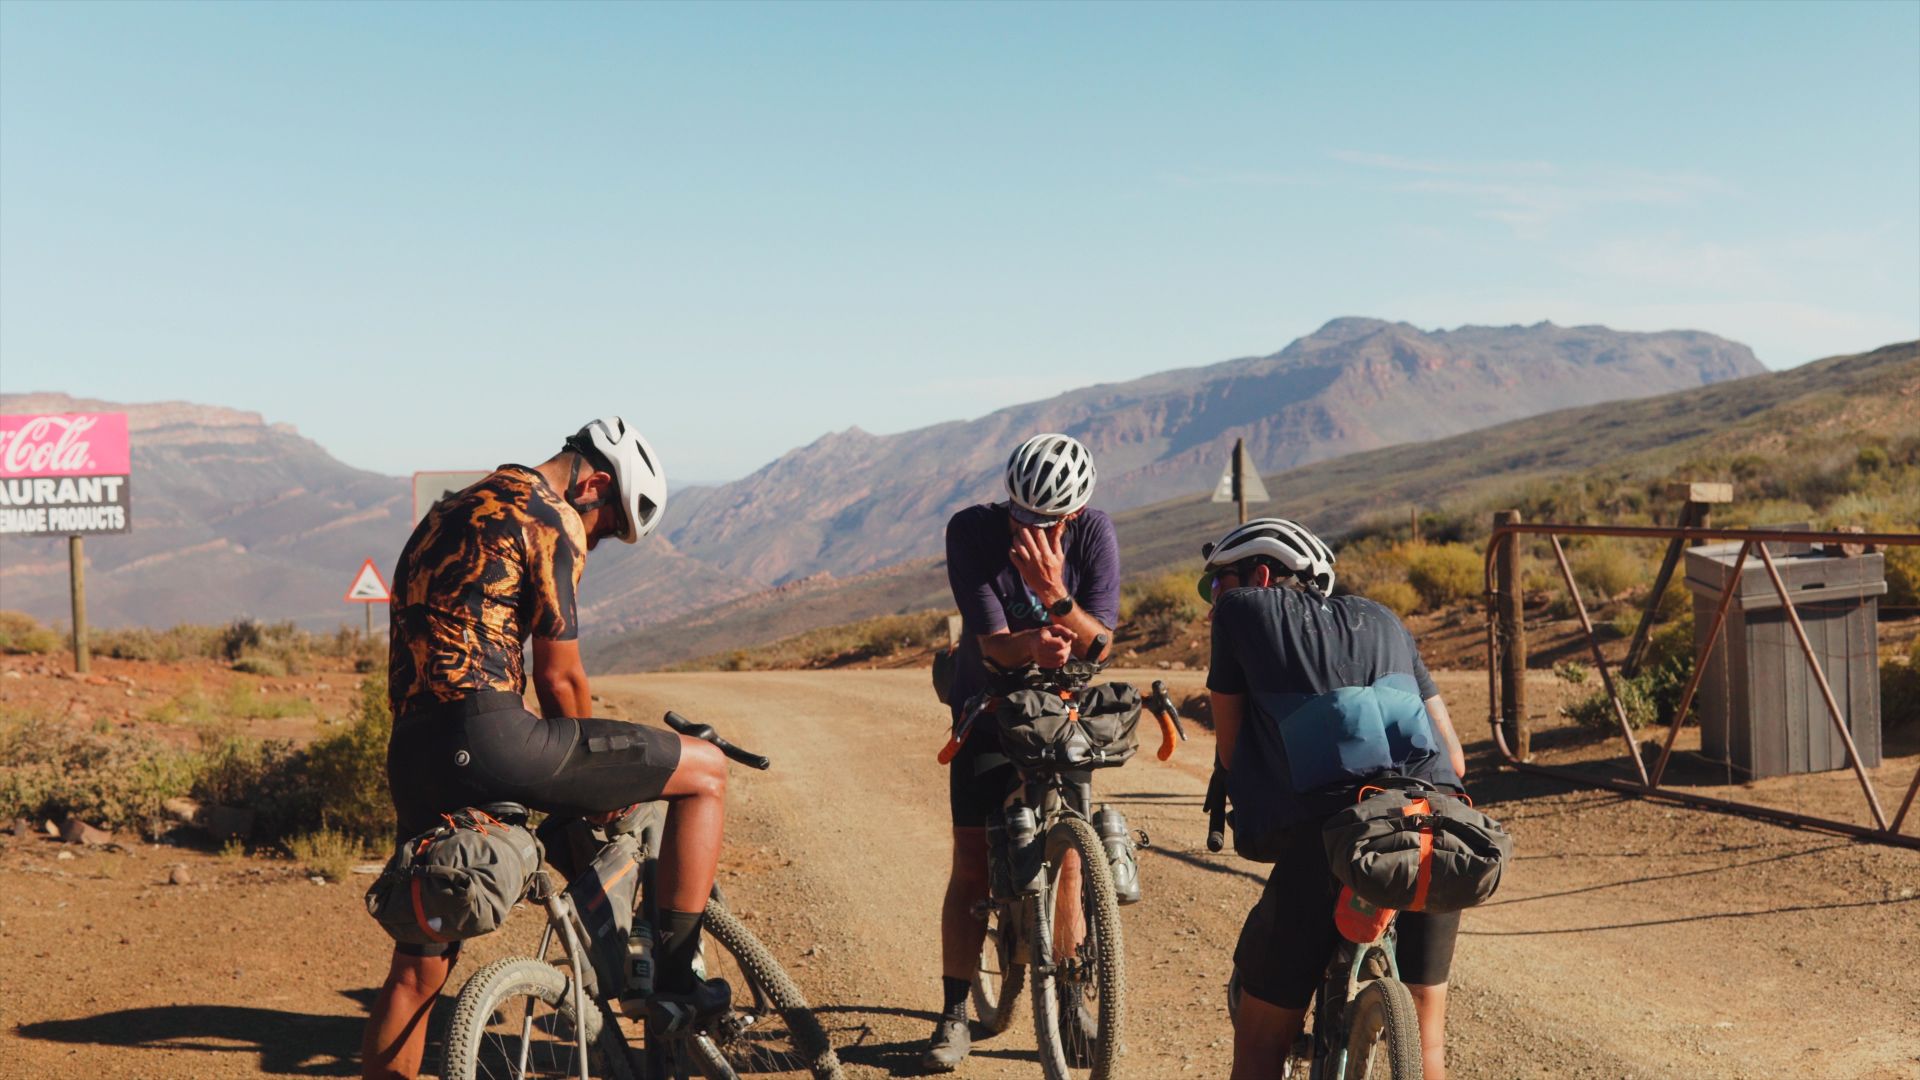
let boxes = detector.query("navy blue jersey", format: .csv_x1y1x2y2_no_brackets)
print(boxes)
1208,586,1457,828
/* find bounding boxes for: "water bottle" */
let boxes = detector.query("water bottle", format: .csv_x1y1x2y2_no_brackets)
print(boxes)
1091,806,1141,906
619,917,655,1016
1006,804,1040,894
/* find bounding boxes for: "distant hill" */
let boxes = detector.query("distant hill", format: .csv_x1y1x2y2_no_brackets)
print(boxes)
0,394,754,632
660,319,1760,585
587,339,1915,673
0,318,1764,636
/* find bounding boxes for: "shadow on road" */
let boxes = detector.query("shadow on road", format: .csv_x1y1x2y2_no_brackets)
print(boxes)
814,1003,1042,1076
14,989,377,1076
1463,894,1919,936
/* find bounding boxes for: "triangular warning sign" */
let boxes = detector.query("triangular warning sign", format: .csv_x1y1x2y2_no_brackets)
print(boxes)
345,558,390,602
1210,440,1269,504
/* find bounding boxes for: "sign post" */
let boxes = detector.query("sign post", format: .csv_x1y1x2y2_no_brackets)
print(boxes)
1,412,132,673
346,558,392,638
1210,437,1269,524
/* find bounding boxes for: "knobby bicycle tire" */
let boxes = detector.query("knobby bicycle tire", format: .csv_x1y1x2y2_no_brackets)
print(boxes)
971,912,1026,1035
695,897,843,1079
1342,978,1423,1080
1030,816,1126,1080
443,956,636,1080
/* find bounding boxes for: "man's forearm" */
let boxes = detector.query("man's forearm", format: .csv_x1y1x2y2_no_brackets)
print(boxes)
1051,605,1111,658
535,672,592,719
1211,692,1245,768
979,629,1041,667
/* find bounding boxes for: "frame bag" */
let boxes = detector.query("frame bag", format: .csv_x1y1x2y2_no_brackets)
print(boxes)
1320,780,1514,914
365,806,543,947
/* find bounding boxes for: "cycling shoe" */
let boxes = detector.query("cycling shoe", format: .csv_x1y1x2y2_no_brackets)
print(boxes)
921,1017,972,1072
645,977,733,1036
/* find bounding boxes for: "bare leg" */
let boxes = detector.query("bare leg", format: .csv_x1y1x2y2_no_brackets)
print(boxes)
940,826,991,980
654,735,728,912
361,948,454,1080
1406,982,1449,1080
1231,988,1306,1080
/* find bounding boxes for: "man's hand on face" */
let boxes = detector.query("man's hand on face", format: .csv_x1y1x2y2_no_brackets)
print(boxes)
1029,625,1074,667
1010,521,1069,604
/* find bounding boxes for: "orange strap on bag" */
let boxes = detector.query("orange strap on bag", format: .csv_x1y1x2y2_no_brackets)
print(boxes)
1403,797,1435,912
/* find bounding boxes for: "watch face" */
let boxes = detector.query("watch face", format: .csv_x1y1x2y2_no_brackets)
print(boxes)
1050,596,1074,618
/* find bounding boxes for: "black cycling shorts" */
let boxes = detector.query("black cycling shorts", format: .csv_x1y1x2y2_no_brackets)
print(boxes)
947,711,1091,827
1234,819,1460,1009
385,691,682,955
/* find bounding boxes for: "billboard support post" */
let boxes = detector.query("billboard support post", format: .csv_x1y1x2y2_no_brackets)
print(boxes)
69,535,89,674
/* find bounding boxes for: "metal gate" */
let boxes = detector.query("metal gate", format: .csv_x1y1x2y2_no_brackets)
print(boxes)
1482,521,1920,851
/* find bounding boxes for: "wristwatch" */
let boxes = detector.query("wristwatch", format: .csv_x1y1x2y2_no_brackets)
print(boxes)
1048,595,1076,619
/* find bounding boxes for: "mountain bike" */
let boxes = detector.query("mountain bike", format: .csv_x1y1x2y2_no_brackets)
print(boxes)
939,641,1185,1080
441,711,843,1080
1212,772,1423,1080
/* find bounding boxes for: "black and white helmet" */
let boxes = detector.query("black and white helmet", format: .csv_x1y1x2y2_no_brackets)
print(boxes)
1200,517,1337,597
564,416,667,543
1005,433,1097,521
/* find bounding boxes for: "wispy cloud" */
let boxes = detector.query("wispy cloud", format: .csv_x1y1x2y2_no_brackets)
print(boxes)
1333,150,1733,238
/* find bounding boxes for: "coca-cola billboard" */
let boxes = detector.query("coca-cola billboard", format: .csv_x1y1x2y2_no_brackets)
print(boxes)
0,413,133,536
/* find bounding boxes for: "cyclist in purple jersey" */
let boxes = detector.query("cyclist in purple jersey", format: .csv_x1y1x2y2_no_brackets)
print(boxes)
925,433,1121,1072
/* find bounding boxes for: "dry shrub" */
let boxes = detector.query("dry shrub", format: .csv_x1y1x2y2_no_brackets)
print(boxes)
0,712,201,834
0,611,60,655
288,829,364,882
1885,545,1920,607
1363,581,1420,618
1404,544,1483,610
1572,540,1646,603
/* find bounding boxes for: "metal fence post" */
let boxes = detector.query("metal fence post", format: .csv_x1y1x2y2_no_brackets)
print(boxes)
1494,510,1529,760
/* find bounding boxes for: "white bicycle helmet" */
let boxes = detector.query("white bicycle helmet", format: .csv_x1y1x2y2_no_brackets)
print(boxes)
1005,433,1097,522
564,416,667,543
1199,517,1337,599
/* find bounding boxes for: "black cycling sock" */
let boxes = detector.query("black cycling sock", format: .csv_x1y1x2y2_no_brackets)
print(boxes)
941,976,971,1022
656,909,705,994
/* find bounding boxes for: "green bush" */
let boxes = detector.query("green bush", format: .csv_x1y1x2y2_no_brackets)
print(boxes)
0,611,61,655
0,712,201,834
1884,639,1920,730
1885,545,1920,607
304,670,395,840
1404,544,1483,610
1362,581,1420,618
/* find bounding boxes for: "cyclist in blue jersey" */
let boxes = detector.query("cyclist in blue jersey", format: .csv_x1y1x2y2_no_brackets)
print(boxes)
1201,518,1467,1080
925,433,1121,1072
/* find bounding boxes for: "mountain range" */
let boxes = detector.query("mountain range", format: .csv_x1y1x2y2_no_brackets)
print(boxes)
0,318,1762,634
590,338,1917,672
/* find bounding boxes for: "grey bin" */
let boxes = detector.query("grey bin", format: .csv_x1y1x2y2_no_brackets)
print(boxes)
1682,542,1885,778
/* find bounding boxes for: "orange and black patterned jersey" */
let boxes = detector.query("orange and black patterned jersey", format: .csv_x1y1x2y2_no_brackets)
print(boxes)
388,465,587,719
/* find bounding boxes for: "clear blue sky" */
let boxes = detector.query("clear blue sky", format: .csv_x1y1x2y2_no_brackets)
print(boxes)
3,1,1916,482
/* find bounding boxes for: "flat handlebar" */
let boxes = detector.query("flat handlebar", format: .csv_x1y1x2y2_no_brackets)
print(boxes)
663,711,771,771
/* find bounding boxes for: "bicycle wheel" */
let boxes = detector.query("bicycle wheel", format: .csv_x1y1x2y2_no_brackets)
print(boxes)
1030,817,1125,1080
971,909,1025,1035
1342,978,1423,1080
690,897,843,1079
443,956,635,1080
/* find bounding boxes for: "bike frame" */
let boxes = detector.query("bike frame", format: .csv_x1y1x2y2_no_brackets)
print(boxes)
1311,925,1402,1078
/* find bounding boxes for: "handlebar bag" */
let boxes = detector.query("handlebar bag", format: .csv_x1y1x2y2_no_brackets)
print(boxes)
1320,781,1514,914
997,682,1141,769
364,807,543,947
